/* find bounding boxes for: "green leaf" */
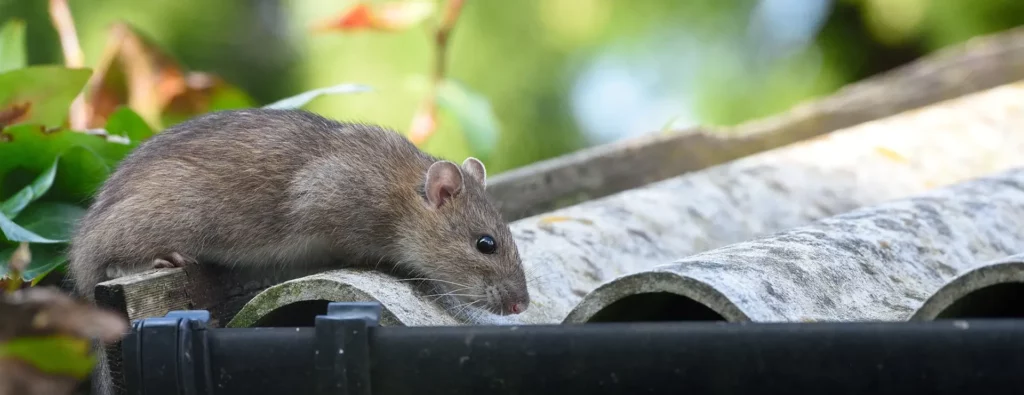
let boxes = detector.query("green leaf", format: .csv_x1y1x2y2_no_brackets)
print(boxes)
15,201,86,242
0,66,93,129
0,198,81,244
0,242,67,281
0,158,58,219
104,106,154,145
0,199,78,278
0,124,133,203
58,145,118,201
0,211,63,243
0,335,96,379
0,19,26,73
435,79,500,161
262,83,372,110
30,257,68,285
29,269,54,285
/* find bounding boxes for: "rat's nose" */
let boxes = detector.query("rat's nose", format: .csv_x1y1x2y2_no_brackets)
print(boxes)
509,301,527,314
504,295,529,315
498,280,530,315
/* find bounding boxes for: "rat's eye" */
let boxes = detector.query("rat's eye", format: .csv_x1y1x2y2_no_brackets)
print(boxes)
476,235,497,254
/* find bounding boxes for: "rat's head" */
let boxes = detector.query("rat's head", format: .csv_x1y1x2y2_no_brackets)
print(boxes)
399,157,530,316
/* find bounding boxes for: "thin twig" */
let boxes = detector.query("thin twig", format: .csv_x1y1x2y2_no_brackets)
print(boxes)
409,0,466,144
433,0,465,83
48,0,89,130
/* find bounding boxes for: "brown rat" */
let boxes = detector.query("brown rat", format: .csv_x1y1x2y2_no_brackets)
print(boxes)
67,108,530,316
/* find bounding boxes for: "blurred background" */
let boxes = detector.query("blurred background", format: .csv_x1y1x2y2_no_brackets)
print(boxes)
3,0,1023,175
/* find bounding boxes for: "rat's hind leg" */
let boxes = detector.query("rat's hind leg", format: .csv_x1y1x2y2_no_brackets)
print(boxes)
149,252,198,269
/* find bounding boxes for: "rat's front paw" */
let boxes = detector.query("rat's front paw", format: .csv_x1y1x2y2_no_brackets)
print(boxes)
150,252,198,269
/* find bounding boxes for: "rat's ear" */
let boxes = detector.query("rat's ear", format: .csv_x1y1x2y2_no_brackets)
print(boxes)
424,160,464,209
462,157,487,187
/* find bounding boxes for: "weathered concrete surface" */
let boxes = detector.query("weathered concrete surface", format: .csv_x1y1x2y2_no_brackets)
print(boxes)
564,167,1024,323
230,81,1024,327
227,269,459,327
911,253,1024,320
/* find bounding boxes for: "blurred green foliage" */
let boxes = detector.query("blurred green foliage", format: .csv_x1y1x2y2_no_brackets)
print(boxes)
4,0,1024,169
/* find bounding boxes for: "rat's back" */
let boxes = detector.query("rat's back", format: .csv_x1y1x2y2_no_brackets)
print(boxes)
115,109,410,178
68,109,427,298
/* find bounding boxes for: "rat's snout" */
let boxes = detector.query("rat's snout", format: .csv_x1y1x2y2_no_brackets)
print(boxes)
496,281,530,316
508,300,528,315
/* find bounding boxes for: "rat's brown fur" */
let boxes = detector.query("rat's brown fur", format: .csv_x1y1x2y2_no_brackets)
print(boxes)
67,108,530,316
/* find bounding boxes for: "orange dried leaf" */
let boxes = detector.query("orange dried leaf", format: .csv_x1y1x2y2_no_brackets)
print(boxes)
314,1,435,33
83,22,187,129
163,73,227,117
82,22,252,130
333,3,376,30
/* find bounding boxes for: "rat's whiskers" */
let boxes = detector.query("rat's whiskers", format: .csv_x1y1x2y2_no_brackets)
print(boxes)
424,293,483,301
453,299,482,317
398,277,472,289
